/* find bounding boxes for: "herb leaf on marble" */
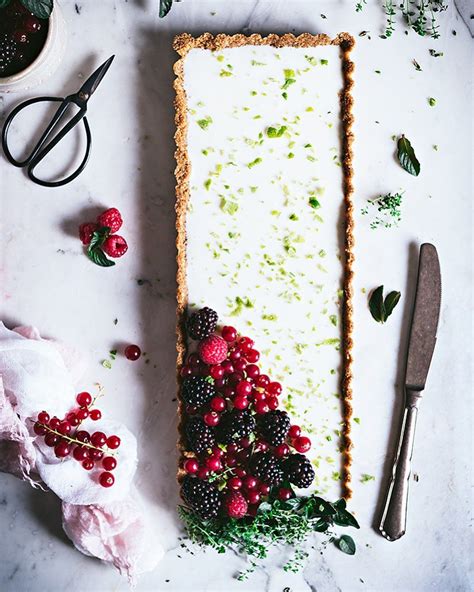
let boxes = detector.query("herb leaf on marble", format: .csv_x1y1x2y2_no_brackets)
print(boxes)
337,534,356,555
397,135,420,176
159,0,173,18
369,286,401,323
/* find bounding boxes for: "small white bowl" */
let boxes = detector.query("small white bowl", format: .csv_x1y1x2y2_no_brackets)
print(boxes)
0,1,67,93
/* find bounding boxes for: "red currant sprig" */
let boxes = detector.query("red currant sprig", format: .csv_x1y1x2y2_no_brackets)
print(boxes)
33,389,121,488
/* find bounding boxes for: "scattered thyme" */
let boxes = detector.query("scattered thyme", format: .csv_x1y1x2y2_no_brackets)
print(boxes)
428,97,436,107
361,192,403,229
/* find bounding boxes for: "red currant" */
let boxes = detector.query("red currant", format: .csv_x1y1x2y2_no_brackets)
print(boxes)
125,344,141,360
267,381,282,396
221,386,235,399
236,380,252,397
228,372,244,387
37,411,49,424
102,457,117,471
245,364,260,380
58,421,72,435
267,396,279,410
227,443,238,454
212,446,224,458
238,337,254,351
214,377,226,389
243,476,258,490
82,459,94,470
206,456,222,472
107,434,121,450
278,487,294,501
66,412,80,427
89,409,102,421
44,433,60,447
246,490,261,504
76,430,90,443
221,326,237,342
221,360,234,375
239,437,251,449
233,395,249,410
210,396,226,412
288,425,301,439
73,446,89,461
197,467,210,480
256,374,270,388
254,440,269,452
180,365,193,377
49,417,61,430
24,16,41,33
255,400,270,414
76,408,89,421
33,422,46,436
234,359,247,373
55,441,71,458
204,412,220,427
225,453,237,468
228,477,243,490
91,432,107,447
274,443,290,458
252,389,266,402
89,449,104,461
259,483,271,496
229,349,242,362
246,349,260,363
183,458,199,474
76,392,92,407
293,436,312,453
99,472,115,487
235,467,247,478
209,365,225,380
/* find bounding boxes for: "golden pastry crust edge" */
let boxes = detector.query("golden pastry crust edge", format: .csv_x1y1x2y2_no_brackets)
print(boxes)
173,32,355,498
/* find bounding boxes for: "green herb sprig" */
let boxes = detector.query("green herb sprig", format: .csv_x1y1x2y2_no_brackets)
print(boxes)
0,0,53,18
179,495,359,579
369,286,401,323
397,135,420,176
159,0,172,17
361,192,404,229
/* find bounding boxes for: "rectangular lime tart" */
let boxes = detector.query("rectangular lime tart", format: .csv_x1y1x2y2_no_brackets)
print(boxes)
173,32,357,566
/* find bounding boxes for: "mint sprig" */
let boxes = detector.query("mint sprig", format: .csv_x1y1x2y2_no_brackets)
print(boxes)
87,227,115,268
369,285,401,323
159,0,172,17
0,0,54,19
397,135,420,176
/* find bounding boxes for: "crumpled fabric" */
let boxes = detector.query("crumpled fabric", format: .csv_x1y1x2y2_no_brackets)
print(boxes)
0,322,162,580
62,496,163,584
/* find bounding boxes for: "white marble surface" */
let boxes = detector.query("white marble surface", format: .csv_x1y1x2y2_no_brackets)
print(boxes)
0,1,472,591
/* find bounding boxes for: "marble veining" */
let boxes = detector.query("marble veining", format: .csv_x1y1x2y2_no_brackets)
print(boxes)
0,1,472,591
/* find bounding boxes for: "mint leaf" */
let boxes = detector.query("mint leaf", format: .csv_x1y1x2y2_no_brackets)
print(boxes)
369,285,385,323
337,534,356,555
384,290,401,318
0,0,11,9
397,135,420,176
159,0,173,18
20,0,53,19
88,248,115,268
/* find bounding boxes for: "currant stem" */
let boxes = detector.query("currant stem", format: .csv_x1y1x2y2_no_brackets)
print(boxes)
35,422,115,456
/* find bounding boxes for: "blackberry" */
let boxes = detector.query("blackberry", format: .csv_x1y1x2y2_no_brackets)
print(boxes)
185,417,215,454
187,307,218,340
0,34,17,75
257,410,290,446
217,409,256,444
181,376,215,408
181,475,221,519
250,452,283,487
283,453,315,489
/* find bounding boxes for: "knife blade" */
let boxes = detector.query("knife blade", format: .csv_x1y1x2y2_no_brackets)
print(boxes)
379,243,441,541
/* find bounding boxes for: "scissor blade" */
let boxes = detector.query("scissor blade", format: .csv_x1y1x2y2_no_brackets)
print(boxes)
405,243,441,391
78,55,115,99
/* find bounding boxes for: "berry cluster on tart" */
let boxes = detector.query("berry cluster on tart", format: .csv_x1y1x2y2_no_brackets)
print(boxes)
179,307,323,520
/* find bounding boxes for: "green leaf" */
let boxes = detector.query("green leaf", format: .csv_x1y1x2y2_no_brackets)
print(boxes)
0,0,11,9
88,248,115,268
266,125,287,138
337,534,356,555
20,0,53,19
333,509,360,529
397,135,420,176
369,285,385,323
159,0,173,18
384,290,401,319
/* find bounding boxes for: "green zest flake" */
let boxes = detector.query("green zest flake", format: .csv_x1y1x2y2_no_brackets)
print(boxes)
332,471,341,481
220,198,239,215
201,149,208,156
354,417,361,424
304,55,318,66
318,249,326,257
251,59,266,66
287,152,295,159
361,474,375,483
250,90,258,96
248,157,263,169
262,313,278,321
282,69,296,91
266,125,287,138
230,296,254,317
282,91,288,100
320,59,329,65
220,69,232,77
306,106,314,112
102,359,112,370
204,179,212,191
329,315,338,327
216,54,225,62
309,197,321,209
428,97,436,107
197,116,213,130
289,213,298,221
250,186,258,193
316,338,341,347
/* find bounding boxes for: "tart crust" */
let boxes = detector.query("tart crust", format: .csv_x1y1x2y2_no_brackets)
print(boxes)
174,32,355,499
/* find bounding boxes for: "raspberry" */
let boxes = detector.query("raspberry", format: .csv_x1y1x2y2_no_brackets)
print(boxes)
187,307,218,340
78,222,98,245
97,208,123,233
224,490,248,519
102,235,128,258
199,335,228,365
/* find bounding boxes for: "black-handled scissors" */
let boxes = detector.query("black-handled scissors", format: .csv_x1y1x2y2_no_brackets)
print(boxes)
1,55,114,188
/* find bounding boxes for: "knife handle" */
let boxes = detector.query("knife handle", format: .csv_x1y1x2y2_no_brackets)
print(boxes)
379,391,421,541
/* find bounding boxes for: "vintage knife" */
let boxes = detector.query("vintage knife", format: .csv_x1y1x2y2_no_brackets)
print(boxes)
379,243,441,541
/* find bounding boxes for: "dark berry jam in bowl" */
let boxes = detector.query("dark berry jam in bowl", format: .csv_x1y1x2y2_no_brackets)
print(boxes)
0,0,49,78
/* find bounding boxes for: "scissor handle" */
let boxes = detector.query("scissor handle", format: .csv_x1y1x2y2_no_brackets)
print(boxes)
1,95,92,188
